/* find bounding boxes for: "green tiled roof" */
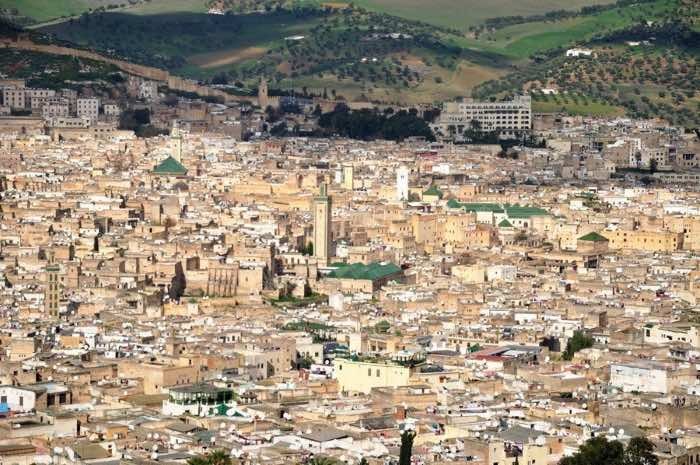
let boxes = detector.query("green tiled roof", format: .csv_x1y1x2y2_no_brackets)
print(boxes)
447,199,504,213
498,219,513,228
153,156,187,175
328,262,402,281
423,185,443,198
578,231,609,242
448,199,549,218
504,204,549,219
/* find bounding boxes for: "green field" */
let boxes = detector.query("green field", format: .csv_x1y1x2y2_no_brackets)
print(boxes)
123,0,206,15
0,0,206,23
532,98,625,116
352,0,616,30
2,0,104,22
453,0,678,58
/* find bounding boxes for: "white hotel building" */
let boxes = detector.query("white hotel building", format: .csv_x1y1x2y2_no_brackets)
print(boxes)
432,95,532,141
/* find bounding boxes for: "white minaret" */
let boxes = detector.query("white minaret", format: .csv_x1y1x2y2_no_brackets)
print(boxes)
171,120,183,163
396,165,409,201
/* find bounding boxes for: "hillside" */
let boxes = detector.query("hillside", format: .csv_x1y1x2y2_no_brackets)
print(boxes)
351,0,617,31
2,0,697,123
0,0,206,24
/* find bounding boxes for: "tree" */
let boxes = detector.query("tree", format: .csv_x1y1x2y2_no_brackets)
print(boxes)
649,158,658,174
375,320,391,333
624,437,658,465
560,437,624,465
399,429,416,465
187,450,231,465
302,242,313,256
562,331,593,360
206,450,231,465
298,354,314,369
309,457,341,465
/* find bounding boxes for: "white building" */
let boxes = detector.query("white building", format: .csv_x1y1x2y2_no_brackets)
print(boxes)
161,384,237,417
26,88,55,107
42,101,70,119
566,48,593,57
76,97,99,122
0,385,38,413
610,361,677,394
644,323,700,348
3,88,25,109
103,104,121,117
432,95,531,141
396,165,409,201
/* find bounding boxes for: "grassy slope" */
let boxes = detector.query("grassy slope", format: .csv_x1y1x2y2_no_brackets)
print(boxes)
2,0,206,22
125,0,206,15
454,0,678,58
2,0,93,22
352,0,616,30
281,56,505,104
19,0,692,114
532,99,624,116
39,11,321,72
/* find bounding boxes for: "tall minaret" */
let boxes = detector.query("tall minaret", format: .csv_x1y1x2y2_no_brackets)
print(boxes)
342,164,354,190
171,120,183,163
44,252,60,318
313,183,332,266
396,165,409,201
258,78,269,109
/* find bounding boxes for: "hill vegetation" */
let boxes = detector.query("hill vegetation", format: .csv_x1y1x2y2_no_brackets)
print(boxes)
2,0,697,123
473,19,700,127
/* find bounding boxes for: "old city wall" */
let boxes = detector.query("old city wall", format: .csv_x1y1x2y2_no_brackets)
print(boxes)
0,36,255,104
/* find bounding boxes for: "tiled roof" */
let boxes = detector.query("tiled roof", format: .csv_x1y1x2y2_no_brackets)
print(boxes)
448,199,549,218
153,156,187,175
578,231,609,242
328,262,402,281
423,185,443,198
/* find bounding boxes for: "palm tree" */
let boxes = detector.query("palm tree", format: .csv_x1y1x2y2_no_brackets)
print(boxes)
308,456,341,465
187,450,231,465
399,429,416,465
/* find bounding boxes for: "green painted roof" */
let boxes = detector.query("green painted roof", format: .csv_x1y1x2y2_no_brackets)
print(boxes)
498,219,513,228
153,156,187,175
503,204,549,219
447,199,504,213
328,262,402,281
448,199,549,218
578,231,609,242
423,185,443,198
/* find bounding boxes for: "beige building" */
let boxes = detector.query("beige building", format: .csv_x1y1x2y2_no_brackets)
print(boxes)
602,229,682,252
334,358,412,394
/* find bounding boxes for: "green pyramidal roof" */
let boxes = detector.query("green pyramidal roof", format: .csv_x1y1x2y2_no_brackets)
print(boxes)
423,185,443,198
578,231,609,242
498,219,513,228
329,262,402,281
154,156,187,175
